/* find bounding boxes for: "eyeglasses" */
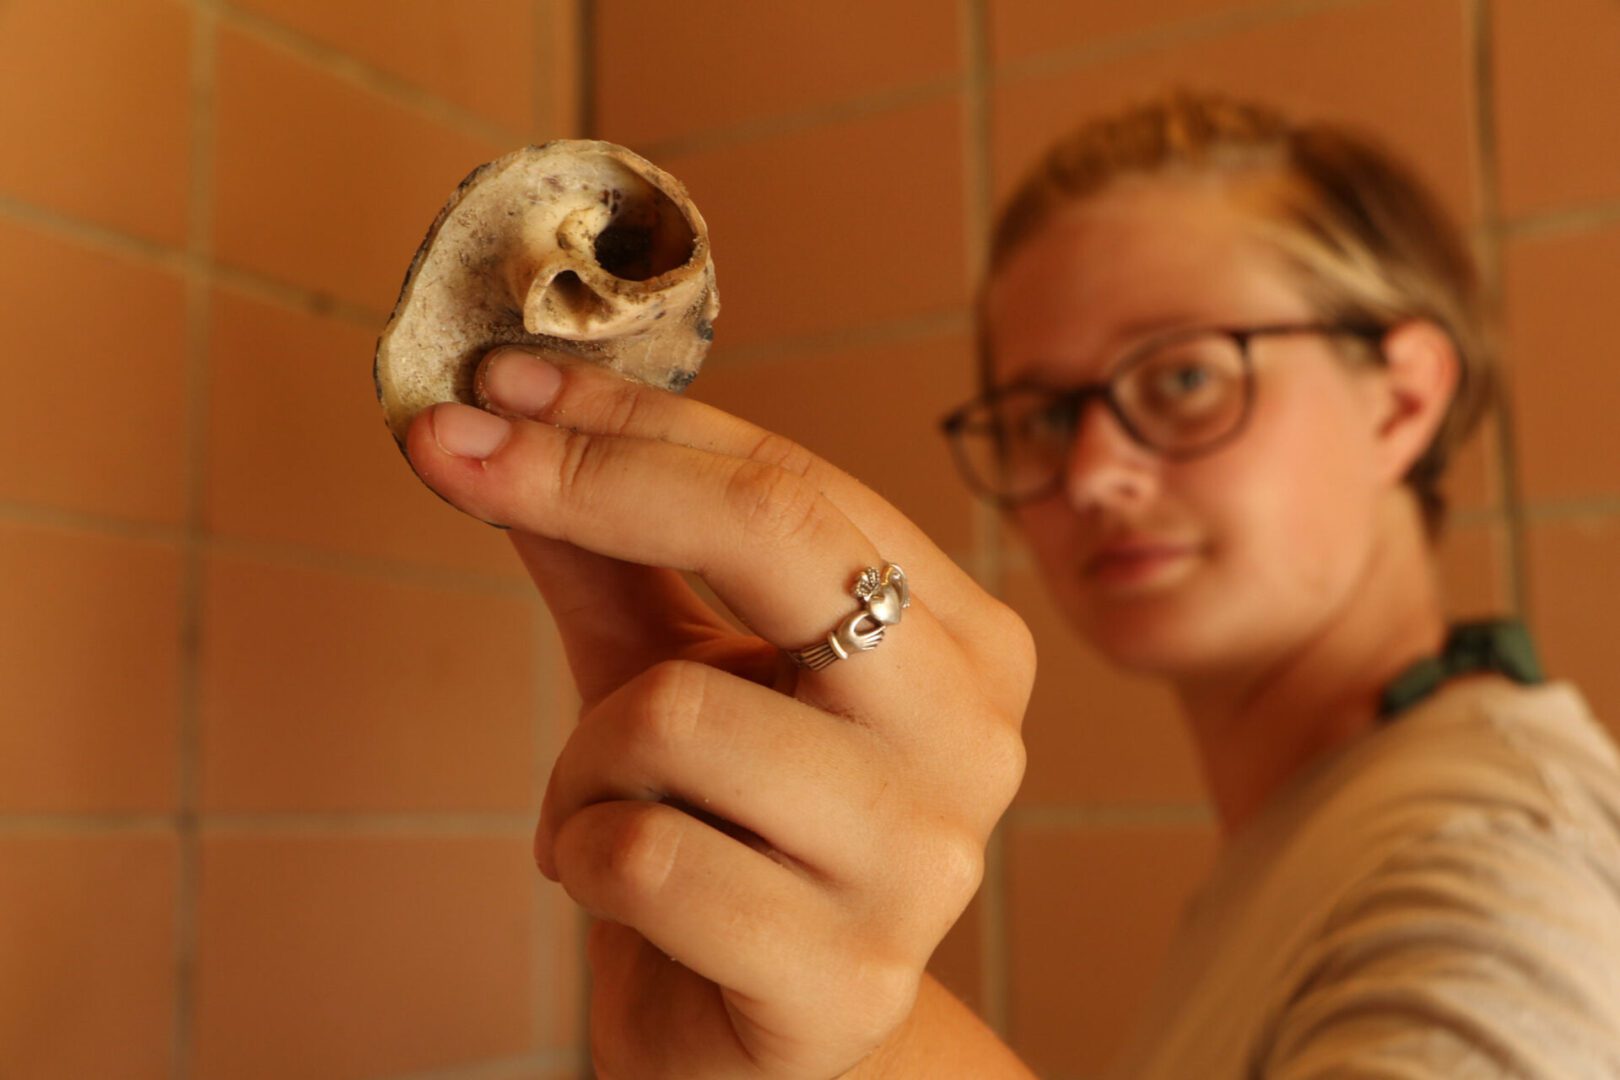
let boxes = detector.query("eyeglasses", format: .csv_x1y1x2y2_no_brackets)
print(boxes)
939,322,1386,506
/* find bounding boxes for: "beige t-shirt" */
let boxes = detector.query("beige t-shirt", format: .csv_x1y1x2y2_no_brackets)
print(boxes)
1104,679,1620,1079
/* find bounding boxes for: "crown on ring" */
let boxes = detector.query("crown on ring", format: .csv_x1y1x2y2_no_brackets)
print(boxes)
853,567,883,601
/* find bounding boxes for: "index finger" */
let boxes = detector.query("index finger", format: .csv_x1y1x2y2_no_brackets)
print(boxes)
477,347,1016,657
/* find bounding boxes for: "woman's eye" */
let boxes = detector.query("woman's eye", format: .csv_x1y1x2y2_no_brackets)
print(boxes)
997,397,1069,440
1160,365,1210,395
1154,357,1231,399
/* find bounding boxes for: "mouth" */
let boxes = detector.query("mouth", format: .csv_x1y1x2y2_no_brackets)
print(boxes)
1083,538,1205,590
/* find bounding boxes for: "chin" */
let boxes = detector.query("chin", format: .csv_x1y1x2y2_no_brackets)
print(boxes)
1077,602,1218,676
1066,577,1272,680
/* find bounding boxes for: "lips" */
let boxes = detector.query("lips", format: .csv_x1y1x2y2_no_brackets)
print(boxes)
1082,535,1205,586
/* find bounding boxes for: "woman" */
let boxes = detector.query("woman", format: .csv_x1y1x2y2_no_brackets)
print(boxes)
407,91,1620,1077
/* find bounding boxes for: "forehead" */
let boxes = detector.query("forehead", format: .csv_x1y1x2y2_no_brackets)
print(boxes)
985,178,1313,381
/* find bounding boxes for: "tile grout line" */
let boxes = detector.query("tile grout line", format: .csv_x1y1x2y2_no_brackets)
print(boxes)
989,0,1369,85
575,6,597,1068
172,3,219,1075
0,194,389,329
4,173,1613,384
528,7,557,1065
633,75,967,162
0,812,536,833
382,1046,583,1080
530,600,555,1061
532,0,549,140
959,0,1014,1044
537,605,557,1068
1465,0,1531,619
619,0,1365,163
1496,198,1620,240
11,490,1602,599
577,0,597,141
1005,803,1215,830
0,500,533,598
705,309,973,371
208,0,528,149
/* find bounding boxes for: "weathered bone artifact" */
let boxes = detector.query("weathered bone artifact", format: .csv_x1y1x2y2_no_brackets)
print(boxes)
374,140,719,449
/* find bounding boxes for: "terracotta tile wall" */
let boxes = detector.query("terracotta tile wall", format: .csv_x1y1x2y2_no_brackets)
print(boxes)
1,2,586,1078
590,1,1620,1077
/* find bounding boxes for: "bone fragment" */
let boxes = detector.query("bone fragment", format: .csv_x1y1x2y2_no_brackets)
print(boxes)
374,140,719,449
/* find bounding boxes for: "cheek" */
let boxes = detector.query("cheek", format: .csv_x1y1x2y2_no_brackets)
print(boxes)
1199,386,1381,603
1009,501,1091,611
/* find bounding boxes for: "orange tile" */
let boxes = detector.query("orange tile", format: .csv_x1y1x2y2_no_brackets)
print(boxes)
991,0,1478,224
989,0,1273,65
1435,517,1512,621
1492,0,1620,218
1005,821,1218,1076
228,0,541,135
1502,223,1620,503
1001,564,1205,805
927,884,985,1017
662,97,969,349
594,0,961,147
199,553,535,813
0,831,178,1080
539,0,584,139
0,522,181,813
690,333,978,553
1526,515,1620,733
535,883,585,1052
196,832,535,1079
1442,406,1501,514
212,27,504,311
0,219,188,524
204,286,522,579
0,0,189,244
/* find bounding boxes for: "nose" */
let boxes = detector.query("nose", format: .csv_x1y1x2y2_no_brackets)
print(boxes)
1061,398,1159,512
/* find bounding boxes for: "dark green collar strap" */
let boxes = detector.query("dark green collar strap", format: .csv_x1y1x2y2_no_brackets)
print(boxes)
1378,618,1545,721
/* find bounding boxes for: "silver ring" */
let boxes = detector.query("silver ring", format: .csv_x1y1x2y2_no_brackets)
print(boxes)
788,563,910,670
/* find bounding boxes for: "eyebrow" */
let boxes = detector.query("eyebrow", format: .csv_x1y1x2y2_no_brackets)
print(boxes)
997,311,1210,388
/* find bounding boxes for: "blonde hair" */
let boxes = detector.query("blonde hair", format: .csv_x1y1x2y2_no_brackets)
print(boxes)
986,90,1493,536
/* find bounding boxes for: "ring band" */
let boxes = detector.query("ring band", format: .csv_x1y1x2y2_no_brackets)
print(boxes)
788,563,910,670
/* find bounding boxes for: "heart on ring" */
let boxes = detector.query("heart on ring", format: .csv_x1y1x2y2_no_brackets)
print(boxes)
866,585,905,626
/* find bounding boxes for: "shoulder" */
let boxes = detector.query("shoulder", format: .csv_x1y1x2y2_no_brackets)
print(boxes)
1259,681,1620,1077
1297,680,1620,855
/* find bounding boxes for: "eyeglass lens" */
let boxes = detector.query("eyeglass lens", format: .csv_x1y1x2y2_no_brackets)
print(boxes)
953,331,1249,500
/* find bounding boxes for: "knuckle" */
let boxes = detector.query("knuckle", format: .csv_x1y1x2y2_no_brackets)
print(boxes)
984,725,1029,810
930,831,987,902
993,599,1040,684
599,379,650,437
552,427,602,508
746,429,821,482
725,461,824,547
626,659,708,753
595,804,682,903
841,960,920,1046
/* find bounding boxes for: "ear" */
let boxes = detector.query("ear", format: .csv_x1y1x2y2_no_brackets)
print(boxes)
1370,318,1460,485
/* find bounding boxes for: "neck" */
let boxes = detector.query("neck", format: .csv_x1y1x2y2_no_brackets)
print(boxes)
1174,495,1448,840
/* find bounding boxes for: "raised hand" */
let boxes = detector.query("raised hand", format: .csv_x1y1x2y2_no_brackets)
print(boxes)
406,347,1034,1078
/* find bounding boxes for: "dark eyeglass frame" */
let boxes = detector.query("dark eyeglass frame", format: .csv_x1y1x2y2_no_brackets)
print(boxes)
939,321,1388,507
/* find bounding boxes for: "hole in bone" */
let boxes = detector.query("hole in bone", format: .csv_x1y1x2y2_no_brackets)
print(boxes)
591,182,696,281
545,270,615,327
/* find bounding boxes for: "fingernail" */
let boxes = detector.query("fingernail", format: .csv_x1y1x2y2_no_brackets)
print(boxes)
432,402,511,460
479,348,563,416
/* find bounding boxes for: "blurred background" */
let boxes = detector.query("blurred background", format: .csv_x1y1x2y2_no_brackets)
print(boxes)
2,2,1617,1078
